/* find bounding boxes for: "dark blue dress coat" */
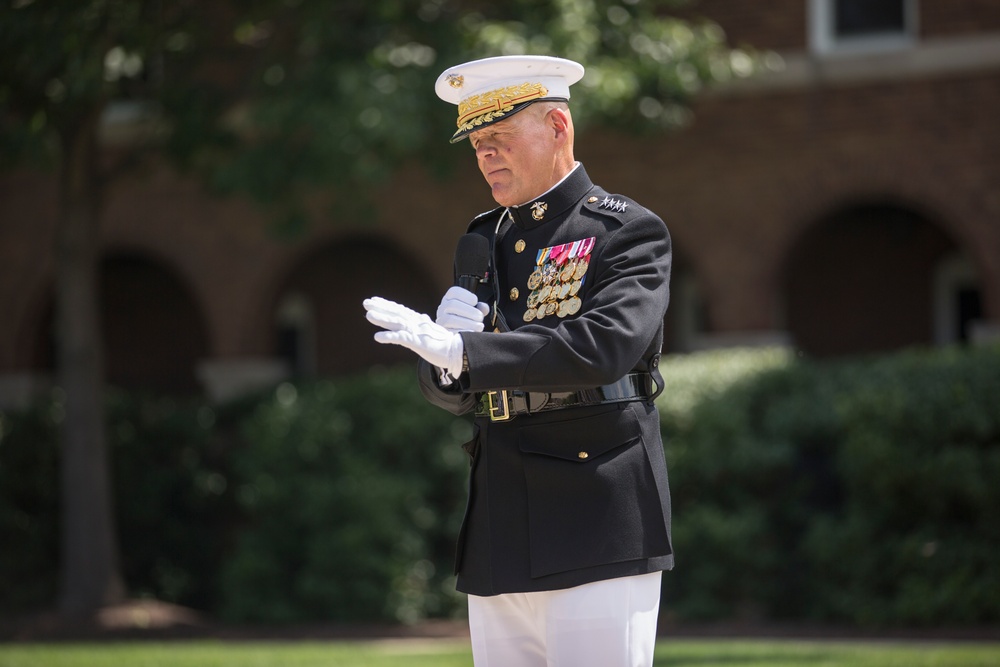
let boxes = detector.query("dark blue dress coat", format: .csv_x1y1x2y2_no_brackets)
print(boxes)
417,164,674,596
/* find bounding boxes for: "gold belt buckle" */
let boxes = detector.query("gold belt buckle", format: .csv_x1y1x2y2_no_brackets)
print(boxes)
486,389,511,422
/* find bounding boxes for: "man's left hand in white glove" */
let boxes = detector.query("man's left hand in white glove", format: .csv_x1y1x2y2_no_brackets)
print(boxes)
363,297,465,376
436,286,490,333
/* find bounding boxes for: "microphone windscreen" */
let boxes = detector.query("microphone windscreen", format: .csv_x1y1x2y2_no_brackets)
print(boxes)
455,233,490,280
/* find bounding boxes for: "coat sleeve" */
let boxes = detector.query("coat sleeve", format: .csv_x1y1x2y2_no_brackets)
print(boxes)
459,211,671,393
417,359,479,416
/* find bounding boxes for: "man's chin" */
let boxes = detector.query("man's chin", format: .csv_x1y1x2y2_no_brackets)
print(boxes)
490,186,516,207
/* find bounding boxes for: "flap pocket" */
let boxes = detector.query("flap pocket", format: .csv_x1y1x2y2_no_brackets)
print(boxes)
518,406,641,462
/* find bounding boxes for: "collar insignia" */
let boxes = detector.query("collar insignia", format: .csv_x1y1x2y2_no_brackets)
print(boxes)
530,201,548,221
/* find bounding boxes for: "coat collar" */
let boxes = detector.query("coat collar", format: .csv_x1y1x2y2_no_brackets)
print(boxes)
508,164,594,230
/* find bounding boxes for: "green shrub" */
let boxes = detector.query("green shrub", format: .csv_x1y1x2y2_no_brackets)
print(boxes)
0,368,471,623
802,346,1000,626
108,390,244,610
218,369,471,624
658,344,1000,626
0,389,242,613
0,400,60,610
3,345,998,628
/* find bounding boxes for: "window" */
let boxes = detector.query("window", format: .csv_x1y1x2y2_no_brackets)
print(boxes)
933,255,983,346
809,0,917,55
275,292,316,377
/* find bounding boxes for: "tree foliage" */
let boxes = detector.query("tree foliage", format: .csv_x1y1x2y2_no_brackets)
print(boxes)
2,0,758,226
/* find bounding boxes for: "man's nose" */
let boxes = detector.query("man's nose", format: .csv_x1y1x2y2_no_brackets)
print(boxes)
475,141,497,159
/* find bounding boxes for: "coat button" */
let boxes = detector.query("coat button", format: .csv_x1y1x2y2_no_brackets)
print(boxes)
578,451,589,459
515,239,526,253
509,288,520,301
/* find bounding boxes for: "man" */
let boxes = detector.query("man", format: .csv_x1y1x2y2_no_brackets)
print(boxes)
364,55,673,667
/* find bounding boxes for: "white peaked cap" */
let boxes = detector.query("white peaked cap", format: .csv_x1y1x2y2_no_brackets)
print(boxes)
434,55,585,143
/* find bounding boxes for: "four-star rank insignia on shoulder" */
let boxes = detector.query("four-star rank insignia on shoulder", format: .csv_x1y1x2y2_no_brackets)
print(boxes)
522,237,595,322
598,196,628,213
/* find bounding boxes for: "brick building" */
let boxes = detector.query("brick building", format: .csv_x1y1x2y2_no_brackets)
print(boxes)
2,0,999,405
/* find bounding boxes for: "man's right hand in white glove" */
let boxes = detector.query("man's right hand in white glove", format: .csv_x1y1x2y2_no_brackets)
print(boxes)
436,286,490,333
364,297,465,376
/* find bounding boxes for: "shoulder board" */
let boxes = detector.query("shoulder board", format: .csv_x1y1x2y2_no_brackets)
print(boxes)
466,206,504,233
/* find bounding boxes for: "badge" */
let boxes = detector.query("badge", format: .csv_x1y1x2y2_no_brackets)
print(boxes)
543,263,558,285
560,259,576,283
527,290,540,308
523,308,537,322
527,270,542,290
530,201,548,221
558,282,571,299
545,302,557,316
569,279,582,296
566,296,582,315
573,257,589,281
557,300,570,318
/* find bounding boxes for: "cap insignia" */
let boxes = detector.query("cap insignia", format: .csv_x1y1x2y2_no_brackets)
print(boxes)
446,74,464,89
530,201,548,221
456,82,549,133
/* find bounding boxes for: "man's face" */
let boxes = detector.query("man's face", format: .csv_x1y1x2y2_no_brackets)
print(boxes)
469,106,557,207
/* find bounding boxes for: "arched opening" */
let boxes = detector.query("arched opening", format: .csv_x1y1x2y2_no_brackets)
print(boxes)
271,236,438,377
22,253,211,394
782,202,981,357
663,250,709,354
101,253,211,393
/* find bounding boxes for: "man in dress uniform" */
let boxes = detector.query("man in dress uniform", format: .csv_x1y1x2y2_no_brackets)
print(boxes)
364,55,673,667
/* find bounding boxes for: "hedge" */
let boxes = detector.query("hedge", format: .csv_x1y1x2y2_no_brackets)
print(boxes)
1,344,998,627
0,369,471,624
658,344,1000,626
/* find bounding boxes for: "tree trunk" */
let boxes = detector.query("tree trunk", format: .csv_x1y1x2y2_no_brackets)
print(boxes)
55,109,125,615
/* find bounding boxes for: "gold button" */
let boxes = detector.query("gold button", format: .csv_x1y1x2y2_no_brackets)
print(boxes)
515,239,526,253
587,196,598,203
578,451,589,459
509,288,520,301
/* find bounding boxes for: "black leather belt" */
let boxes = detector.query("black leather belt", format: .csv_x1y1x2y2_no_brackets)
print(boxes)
474,372,653,422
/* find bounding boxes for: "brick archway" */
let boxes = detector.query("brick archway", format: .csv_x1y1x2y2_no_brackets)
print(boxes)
101,253,211,392
270,235,438,377
24,252,212,393
782,202,979,357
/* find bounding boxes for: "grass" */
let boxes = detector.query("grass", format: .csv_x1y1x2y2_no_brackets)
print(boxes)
1,639,999,667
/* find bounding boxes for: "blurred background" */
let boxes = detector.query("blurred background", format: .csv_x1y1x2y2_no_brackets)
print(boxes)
1,0,998,634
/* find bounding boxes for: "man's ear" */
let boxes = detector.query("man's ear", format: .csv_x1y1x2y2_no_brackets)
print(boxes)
549,107,570,139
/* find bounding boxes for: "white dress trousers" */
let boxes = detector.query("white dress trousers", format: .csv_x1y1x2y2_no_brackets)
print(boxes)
467,571,662,667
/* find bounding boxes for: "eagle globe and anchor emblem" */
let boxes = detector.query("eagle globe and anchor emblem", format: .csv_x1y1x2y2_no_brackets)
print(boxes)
530,201,547,221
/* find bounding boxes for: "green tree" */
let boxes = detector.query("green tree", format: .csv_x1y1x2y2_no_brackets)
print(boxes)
0,0,759,615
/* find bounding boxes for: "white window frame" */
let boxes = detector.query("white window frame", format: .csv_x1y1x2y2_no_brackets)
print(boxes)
932,254,980,346
809,0,918,56
275,292,317,376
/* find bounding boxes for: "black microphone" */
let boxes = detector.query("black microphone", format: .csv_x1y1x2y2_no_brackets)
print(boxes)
455,233,490,293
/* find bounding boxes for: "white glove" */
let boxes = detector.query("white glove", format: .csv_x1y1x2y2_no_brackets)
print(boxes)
436,286,491,332
364,297,465,375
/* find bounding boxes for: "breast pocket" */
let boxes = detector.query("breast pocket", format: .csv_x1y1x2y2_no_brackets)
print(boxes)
518,405,669,578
